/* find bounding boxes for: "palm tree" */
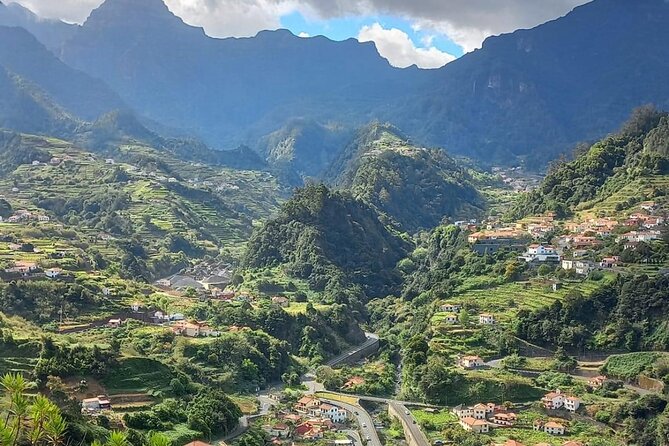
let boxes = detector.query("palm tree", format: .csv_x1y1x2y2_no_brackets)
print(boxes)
146,433,171,446
0,373,67,446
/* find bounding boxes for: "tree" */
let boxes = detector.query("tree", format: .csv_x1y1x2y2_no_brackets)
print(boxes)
458,311,470,328
0,373,67,446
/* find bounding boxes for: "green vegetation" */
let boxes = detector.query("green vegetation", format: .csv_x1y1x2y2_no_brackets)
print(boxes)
602,352,669,381
325,123,485,231
244,184,410,306
510,106,669,219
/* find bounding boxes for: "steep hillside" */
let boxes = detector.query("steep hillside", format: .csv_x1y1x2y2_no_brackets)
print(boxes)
0,26,125,122
325,123,485,232
60,0,418,147
509,107,669,219
0,67,79,135
398,0,669,165
0,132,285,278
0,1,77,52
257,119,352,180
243,184,410,301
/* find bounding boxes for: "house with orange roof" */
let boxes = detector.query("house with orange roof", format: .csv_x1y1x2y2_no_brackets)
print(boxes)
541,390,565,410
534,420,566,435
459,416,489,433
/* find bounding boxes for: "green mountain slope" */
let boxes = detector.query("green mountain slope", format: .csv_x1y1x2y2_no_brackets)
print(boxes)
243,184,410,301
257,119,351,180
325,123,485,232
0,132,285,279
509,107,669,219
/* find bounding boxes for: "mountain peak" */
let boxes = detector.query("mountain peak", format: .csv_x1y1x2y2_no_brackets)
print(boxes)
84,0,191,31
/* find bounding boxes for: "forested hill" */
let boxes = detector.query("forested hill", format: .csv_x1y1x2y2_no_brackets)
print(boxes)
324,123,485,232
509,107,669,219
243,184,410,304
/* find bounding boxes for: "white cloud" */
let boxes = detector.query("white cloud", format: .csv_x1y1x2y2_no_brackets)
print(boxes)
358,23,456,69
298,31,310,37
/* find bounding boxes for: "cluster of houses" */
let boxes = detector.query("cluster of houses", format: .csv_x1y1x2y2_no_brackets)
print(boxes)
452,390,582,438
155,261,233,296
259,395,350,443
438,304,497,327
0,209,50,223
453,402,518,434
2,260,69,279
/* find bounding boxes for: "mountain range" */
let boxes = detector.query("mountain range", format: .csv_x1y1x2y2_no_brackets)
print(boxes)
0,0,668,168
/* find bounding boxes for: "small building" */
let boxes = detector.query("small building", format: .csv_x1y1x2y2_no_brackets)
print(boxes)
599,256,620,268
108,319,122,328
342,376,365,390
543,421,566,435
459,417,489,434
541,390,565,410
105,158,115,165
479,313,496,325
172,321,219,337
272,296,290,307
492,412,517,426
440,303,461,313
519,244,561,263
575,261,595,276
37,215,50,222
588,375,608,389
564,396,581,412
45,268,63,278
472,404,487,420
81,396,111,413
442,313,459,324
452,405,474,419
267,424,290,438
459,355,485,369
319,403,348,423
5,261,38,275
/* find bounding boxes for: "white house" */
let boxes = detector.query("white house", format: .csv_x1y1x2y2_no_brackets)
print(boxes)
541,390,565,410
472,404,487,420
561,259,575,270
319,403,348,423
108,319,122,328
575,261,594,276
105,159,115,165
459,355,485,369
519,244,561,263
452,405,474,418
45,268,63,278
442,313,459,324
479,313,496,325
38,215,50,222
564,396,581,412
459,417,489,434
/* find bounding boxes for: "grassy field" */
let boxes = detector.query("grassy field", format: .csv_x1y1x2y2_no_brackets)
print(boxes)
602,352,669,380
101,357,174,396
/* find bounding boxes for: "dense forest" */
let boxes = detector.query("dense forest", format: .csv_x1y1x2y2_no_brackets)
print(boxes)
243,184,410,307
516,274,669,352
509,107,669,219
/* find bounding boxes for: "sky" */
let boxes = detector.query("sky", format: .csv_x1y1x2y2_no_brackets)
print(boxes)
12,0,589,69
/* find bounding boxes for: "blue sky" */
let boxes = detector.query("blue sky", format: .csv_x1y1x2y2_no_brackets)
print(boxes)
280,11,466,58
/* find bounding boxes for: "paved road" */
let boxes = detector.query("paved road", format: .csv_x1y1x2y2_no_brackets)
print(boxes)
325,333,380,367
319,397,382,446
389,402,431,446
